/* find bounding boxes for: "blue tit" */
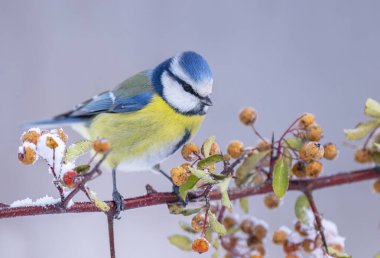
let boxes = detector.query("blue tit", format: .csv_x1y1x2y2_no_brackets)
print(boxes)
28,51,213,218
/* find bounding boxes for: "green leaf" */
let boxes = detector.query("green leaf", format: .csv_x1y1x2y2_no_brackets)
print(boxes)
239,197,249,214
219,177,232,211
344,119,380,141
64,140,93,163
327,246,351,258
197,154,224,169
272,156,290,198
235,150,271,187
208,211,227,236
73,164,91,174
226,226,241,235
283,149,293,178
204,226,213,243
167,203,201,216
178,175,200,201
203,136,216,158
189,167,217,184
294,194,310,224
283,137,305,150
179,221,198,234
365,98,380,118
168,235,192,251
87,191,110,212
374,142,380,150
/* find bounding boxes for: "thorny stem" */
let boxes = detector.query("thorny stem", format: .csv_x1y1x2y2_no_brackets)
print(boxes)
304,190,329,255
277,116,303,155
0,168,378,219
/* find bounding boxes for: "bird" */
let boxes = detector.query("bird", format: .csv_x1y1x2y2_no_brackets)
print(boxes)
28,51,213,218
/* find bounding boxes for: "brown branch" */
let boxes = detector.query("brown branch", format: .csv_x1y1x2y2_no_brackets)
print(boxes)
107,212,116,258
0,167,378,219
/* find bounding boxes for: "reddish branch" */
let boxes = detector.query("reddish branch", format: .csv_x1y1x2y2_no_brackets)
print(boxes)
0,167,378,219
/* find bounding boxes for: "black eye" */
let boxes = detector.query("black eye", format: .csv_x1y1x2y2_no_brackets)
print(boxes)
182,83,193,93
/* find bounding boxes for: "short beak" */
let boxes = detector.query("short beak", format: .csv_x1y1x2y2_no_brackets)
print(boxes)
201,96,213,106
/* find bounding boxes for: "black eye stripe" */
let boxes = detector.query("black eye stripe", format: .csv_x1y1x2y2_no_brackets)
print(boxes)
166,69,203,99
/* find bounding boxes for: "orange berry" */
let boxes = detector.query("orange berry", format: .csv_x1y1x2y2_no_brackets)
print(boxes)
191,213,206,232
181,143,199,161
372,179,380,193
298,113,315,128
246,235,261,247
22,130,40,144
306,160,323,178
257,140,271,152
93,138,111,154
354,149,372,163
299,142,324,161
223,216,237,229
46,136,59,149
192,237,209,253
56,128,68,144
302,239,316,253
18,146,37,165
306,125,323,141
272,230,288,245
253,224,267,240
239,107,257,125
283,240,300,253
180,163,191,173
227,140,244,159
240,219,254,234
263,193,280,209
294,221,309,237
201,142,220,157
170,167,188,186
292,161,307,178
62,171,79,188
323,143,338,160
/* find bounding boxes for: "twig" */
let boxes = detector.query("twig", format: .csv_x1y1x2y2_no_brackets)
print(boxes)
0,168,378,219
107,212,116,258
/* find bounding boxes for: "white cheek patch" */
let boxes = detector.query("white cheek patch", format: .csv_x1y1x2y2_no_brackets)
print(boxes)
170,56,213,98
161,72,200,113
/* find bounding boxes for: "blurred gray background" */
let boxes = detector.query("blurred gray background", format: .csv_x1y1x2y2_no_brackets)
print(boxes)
1,1,379,257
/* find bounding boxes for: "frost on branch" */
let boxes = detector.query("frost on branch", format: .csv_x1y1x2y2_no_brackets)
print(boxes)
17,128,111,211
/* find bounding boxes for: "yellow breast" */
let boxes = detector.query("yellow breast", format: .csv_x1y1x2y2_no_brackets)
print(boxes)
88,94,205,168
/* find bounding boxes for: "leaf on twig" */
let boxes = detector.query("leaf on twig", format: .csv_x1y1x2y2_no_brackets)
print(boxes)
87,191,110,212
189,167,217,184
168,235,192,251
202,136,216,158
179,221,198,234
344,119,380,141
283,137,305,150
294,194,310,225
219,177,232,211
235,150,271,187
178,175,199,201
73,164,91,174
167,203,201,216
327,246,351,258
239,197,249,214
365,98,380,118
208,210,227,235
64,140,93,163
197,154,224,169
272,156,290,198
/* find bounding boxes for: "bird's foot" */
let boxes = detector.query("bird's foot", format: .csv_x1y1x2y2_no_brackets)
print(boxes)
172,185,188,207
112,190,124,220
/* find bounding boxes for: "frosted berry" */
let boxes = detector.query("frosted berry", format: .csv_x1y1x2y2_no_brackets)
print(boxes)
62,171,79,188
272,229,287,245
253,224,267,240
298,113,315,128
46,136,59,149
18,146,37,165
22,130,40,144
292,161,307,178
306,160,323,178
299,142,324,161
56,128,68,144
223,216,237,229
93,138,111,154
257,140,271,152
323,143,338,160
192,237,209,253
302,239,316,253
227,140,244,159
181,143,199,161
239,107,257,125
306,125,323,141
191,213,206,232
263,193,280,209
240,219,254,234
170,167,188,186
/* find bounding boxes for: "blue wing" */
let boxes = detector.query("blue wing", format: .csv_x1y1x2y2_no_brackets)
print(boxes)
25,71,154,127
